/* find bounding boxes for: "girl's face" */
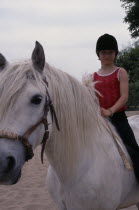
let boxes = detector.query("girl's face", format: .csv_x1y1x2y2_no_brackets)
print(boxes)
99,50,116,65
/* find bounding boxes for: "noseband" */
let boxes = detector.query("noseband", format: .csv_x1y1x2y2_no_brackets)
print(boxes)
0,79,60,163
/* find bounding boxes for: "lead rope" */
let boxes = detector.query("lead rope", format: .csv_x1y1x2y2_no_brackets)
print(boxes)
44,81,60,131
40,78,60,163
41,119,49,164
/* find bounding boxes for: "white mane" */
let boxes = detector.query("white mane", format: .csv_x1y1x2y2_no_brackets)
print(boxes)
44,64,107,173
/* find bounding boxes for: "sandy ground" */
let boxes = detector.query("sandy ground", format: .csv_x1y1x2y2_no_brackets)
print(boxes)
0,146,56,210
0,111,139,210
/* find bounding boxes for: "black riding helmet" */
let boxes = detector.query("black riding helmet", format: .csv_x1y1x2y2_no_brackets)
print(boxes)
96,34,118,57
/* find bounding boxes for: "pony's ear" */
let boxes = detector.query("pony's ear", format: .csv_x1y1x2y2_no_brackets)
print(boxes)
31,41,45,73
0,53,7,70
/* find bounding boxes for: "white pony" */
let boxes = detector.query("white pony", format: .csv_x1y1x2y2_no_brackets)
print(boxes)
0,42,139,210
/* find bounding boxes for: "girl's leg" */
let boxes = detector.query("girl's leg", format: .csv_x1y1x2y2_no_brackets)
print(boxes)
110,111,139,152
110,111,139,183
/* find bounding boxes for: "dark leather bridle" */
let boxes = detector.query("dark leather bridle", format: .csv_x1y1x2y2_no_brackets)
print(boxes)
0,78,60,164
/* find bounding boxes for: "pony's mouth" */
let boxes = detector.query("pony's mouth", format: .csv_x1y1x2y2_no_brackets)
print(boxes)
12,170,21,185
0,169,21,185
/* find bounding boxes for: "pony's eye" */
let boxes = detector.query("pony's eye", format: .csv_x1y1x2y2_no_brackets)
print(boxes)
31,95,43,105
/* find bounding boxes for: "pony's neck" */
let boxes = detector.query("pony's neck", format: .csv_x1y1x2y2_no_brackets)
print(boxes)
44,66,105,183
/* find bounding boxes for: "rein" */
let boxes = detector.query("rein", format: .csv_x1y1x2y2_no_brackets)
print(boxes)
0,78,60,164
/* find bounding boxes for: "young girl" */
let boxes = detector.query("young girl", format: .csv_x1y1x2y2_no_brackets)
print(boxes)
94,33,139,182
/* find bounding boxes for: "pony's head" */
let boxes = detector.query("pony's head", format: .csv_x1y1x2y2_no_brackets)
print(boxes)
0,41,102,185
0,42,54,185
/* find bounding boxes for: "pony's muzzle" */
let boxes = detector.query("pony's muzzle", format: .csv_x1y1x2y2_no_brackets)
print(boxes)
0,154,21,185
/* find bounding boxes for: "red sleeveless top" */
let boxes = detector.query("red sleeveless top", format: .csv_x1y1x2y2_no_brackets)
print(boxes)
93,68,126,112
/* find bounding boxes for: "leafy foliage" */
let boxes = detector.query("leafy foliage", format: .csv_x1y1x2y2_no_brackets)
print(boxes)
116,40,139,110
120,0,139,38
127,81,139,110
116,40,139,83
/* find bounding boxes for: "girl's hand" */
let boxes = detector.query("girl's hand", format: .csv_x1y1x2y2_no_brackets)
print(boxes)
100,108,112,117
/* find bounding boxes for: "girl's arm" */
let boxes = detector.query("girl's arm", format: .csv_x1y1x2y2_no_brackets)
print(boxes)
101,68,128,117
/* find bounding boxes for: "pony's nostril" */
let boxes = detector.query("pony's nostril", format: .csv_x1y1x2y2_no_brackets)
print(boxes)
4,156,16,173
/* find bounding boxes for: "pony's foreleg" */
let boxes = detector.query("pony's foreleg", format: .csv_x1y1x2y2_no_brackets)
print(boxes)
46,166,67,210
61,201,67,210
54,200,67,210
117,205,139,210
136,203,139,209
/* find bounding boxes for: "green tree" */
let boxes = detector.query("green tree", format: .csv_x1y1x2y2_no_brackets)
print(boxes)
127,81,139,110
116,40,139,83
116,40,139,110
120,0,139,38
